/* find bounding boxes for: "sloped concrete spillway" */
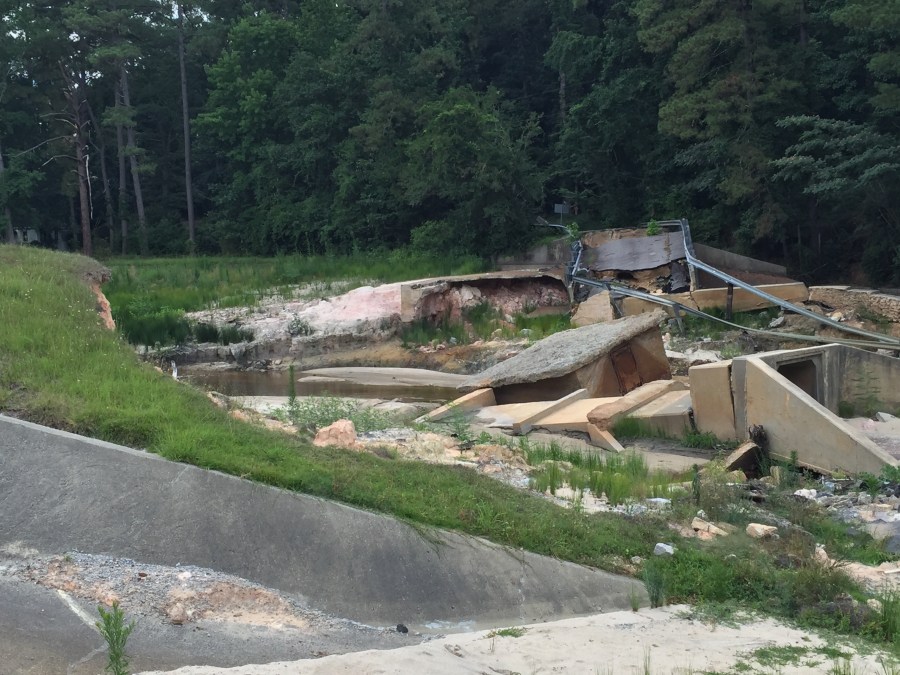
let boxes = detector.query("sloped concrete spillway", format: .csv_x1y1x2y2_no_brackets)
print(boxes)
0,415,642,630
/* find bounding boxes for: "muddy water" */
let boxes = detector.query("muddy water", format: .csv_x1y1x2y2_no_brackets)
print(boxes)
186,369,455,402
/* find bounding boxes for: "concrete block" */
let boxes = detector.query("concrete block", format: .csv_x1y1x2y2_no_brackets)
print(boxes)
630,390,692,437
513,389,590,435
688,361,737,441
419,388,496,423
723,441,762,474
587,424,625,452
587,380,687,430
572,291,615,327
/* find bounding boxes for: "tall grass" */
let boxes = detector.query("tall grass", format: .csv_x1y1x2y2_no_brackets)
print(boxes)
527,446,677,505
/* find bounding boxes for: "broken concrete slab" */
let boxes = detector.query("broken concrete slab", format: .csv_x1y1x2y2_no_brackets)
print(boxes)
460,311,670,403
513,389,590,435
419,388,496,423
723,441,763,475
629,390,692,437
586,379,687,431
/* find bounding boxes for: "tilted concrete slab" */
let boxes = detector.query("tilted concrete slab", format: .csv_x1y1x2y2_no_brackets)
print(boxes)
629,390,693,437
0,416,645,630
460,311,670,403
619,283,808,317
587,380,687,431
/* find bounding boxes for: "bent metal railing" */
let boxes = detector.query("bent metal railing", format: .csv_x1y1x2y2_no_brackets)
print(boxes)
553,219,900,350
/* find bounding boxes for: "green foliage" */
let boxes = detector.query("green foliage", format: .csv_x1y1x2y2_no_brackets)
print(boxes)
281,397,399,434
96,601,135,675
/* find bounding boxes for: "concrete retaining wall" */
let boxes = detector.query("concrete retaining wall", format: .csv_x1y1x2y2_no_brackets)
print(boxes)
0,415,641,629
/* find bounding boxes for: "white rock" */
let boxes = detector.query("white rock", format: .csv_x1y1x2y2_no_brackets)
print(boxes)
793,489,817,500
653,543,675,556
687,349,721,366
768,316,786,328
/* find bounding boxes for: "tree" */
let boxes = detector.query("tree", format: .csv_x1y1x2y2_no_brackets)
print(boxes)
404,87,543,256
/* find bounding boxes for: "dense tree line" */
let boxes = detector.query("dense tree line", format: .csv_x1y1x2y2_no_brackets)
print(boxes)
1,0,898,283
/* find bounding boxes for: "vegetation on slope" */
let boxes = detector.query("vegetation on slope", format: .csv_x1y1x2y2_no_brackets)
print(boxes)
4,245,900,656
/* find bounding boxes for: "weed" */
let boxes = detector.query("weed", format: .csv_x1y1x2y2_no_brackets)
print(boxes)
287,365,297,406
643,558,667,608
96,601,135,675
487,626,527,638
646,220,661,236
630,584,641,611
750,645,809,668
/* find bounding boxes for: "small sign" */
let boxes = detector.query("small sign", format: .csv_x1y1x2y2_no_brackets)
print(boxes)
554,203,570,215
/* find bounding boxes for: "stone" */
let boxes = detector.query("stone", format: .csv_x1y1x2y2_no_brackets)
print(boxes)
724,442,761,475
313,419,359,449
768,316,785,329
746,523,778,539
686,349,721,366
793,489,817,500
691,517,729,537
858,493,874,505
630,556,643,565
876,412,899,423
653,543,675,556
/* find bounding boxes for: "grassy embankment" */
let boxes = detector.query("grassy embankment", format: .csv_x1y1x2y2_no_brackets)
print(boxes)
3,245,900,655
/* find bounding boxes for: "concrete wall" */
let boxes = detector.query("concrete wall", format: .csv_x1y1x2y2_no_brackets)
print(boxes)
742,358,896,474
836,348,900,413
693,243,788,277
689,361,737,440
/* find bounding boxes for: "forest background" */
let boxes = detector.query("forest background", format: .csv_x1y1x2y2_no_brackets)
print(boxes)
0,0,898,285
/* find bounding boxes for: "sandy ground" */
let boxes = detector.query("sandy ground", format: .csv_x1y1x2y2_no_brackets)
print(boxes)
139,605,893,674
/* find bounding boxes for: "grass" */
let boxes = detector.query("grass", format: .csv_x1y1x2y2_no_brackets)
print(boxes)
487,626,527,638
678,307,780,340
5,245,900,656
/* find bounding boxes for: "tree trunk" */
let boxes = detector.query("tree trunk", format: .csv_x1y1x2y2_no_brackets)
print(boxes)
120,64,148,255
116,104,128,255
69,194,79,251
86,100,116,251
178,3,196,251
74,125,93,256
0,137,13,243
60,63,93,257
558,70,566,126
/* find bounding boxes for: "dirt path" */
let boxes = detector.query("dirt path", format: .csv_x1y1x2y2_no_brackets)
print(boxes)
139,605,894,674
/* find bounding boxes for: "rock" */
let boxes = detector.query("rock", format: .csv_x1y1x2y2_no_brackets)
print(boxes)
768,316,785,329
167,602,188,625
686,349,721,366
691,517,729,537
665,350,687,361
646,497,672,509
653,543,675,556
630,556,643,565
396,623,409,634
858,493,874,505
794,488,818,500
313,419,359,449
746,523,778,539
868,598,883,612
519,328,533,337
829,311,845,322
723,441,762,475
876,412,899,423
